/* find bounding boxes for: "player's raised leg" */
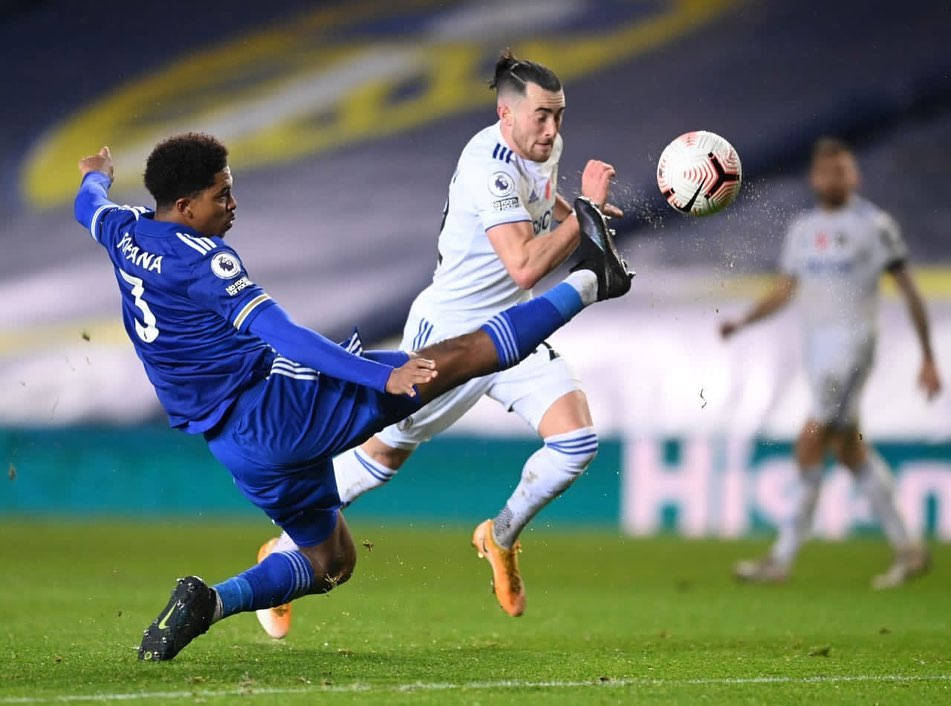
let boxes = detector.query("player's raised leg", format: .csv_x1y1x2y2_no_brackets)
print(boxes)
410,198,630,406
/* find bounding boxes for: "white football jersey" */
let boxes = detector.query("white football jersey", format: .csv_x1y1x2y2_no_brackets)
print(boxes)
411,121,561,331
779,195,907,344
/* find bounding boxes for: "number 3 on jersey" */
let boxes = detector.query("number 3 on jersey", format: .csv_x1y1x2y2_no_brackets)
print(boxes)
119,269,160,343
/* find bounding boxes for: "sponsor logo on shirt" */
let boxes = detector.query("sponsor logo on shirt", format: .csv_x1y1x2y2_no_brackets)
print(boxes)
805,258,854,274
533,209,553,234
226,276,254,296
493,197,520,211
211,252,242,279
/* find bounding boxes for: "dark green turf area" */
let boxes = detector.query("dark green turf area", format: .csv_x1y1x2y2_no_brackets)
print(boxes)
1,520,949,705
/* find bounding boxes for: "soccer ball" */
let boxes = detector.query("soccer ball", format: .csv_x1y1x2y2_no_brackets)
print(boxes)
656,131,742,216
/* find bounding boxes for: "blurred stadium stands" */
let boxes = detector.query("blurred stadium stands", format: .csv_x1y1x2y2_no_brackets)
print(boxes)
2,0,949,535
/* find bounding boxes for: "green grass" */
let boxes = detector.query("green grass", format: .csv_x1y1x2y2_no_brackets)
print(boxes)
1,520,949,705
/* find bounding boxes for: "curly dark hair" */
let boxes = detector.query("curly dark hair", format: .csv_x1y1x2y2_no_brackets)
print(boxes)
489,48,561,96
144,133,228,209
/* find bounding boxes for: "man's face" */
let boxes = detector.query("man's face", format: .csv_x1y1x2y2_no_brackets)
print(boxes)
503,83,565,162
183,167,236,236
810,152,859,207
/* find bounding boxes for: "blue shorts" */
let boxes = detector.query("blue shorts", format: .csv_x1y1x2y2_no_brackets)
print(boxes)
205,350,419,547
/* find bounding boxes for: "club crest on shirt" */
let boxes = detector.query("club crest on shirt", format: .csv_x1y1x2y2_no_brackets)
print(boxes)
488,171,515,198
211,252,242,279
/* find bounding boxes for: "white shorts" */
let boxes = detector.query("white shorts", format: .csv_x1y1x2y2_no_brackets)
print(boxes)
804,330,874,427
376,309,583,450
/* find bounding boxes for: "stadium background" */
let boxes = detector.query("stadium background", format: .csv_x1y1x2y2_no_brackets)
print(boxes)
2,0,950,541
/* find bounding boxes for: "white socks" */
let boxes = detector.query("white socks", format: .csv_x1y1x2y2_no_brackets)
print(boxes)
770,453,912,567
492,427,598,549
855,452,910,550
564,270,599,307
333,447,396,506
771,464,823,567
334,427,597,549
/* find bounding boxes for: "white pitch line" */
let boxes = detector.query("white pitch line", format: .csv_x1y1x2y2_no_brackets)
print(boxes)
1,674,949,703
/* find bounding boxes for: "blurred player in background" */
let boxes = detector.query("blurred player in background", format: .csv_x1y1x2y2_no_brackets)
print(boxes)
721,137,941,589
255,49,622,631
74,135,631,660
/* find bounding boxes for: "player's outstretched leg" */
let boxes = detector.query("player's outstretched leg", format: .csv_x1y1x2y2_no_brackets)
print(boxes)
412,197,631,406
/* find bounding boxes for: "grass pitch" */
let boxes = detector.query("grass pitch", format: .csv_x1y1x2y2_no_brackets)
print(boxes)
1,519,949,705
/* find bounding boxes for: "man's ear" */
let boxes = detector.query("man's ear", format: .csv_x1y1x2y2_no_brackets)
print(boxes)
174,196,192,218
497,101,512,126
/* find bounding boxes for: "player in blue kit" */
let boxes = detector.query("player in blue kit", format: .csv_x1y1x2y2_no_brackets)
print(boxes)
74,134,631,661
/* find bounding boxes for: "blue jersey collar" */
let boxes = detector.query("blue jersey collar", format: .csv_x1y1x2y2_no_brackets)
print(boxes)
136,213,217,240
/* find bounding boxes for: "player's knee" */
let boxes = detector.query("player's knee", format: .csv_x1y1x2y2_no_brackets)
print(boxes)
795,423,825,465
306,550,355,594
336,557,356,587
545,430,598,477
365,442,411,471
330,532,358,588
327,549,356,589
300,535,357,594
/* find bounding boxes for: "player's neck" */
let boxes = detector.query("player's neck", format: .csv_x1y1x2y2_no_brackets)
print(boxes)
818,195,854,211
154,209,206,235
497,123,528,162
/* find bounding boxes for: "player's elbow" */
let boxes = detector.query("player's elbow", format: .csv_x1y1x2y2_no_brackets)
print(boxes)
510,266,542,290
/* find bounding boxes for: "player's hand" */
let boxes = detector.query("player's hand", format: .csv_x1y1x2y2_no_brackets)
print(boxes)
78,146,114,181
918,359,941,401
580,159,616,208
386,356,437,397
603,203,624,218
719,320,741,339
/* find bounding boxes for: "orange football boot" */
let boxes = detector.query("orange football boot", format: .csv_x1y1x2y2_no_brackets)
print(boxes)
255,537,292,639
471,519,525,617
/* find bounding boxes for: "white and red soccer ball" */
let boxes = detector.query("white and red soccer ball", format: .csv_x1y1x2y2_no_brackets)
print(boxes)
657,131,742,216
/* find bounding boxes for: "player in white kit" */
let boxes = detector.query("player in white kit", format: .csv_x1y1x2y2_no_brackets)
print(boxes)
720,138,941,588
252,50,622,634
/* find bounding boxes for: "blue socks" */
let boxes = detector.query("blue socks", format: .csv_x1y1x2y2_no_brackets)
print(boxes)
481,282,586,369
542,281,586,320
213,550,316,620
213,576,253,620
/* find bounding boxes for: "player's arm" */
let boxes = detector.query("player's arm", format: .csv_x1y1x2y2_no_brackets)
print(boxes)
553,193,573,222
720,274,797,338
248,304,435,396
487,219,579,290
488,159,616,290
888,263,941,399
74,146,117,237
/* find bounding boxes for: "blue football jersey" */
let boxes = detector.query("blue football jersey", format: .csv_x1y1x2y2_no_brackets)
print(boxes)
79,174,276,432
